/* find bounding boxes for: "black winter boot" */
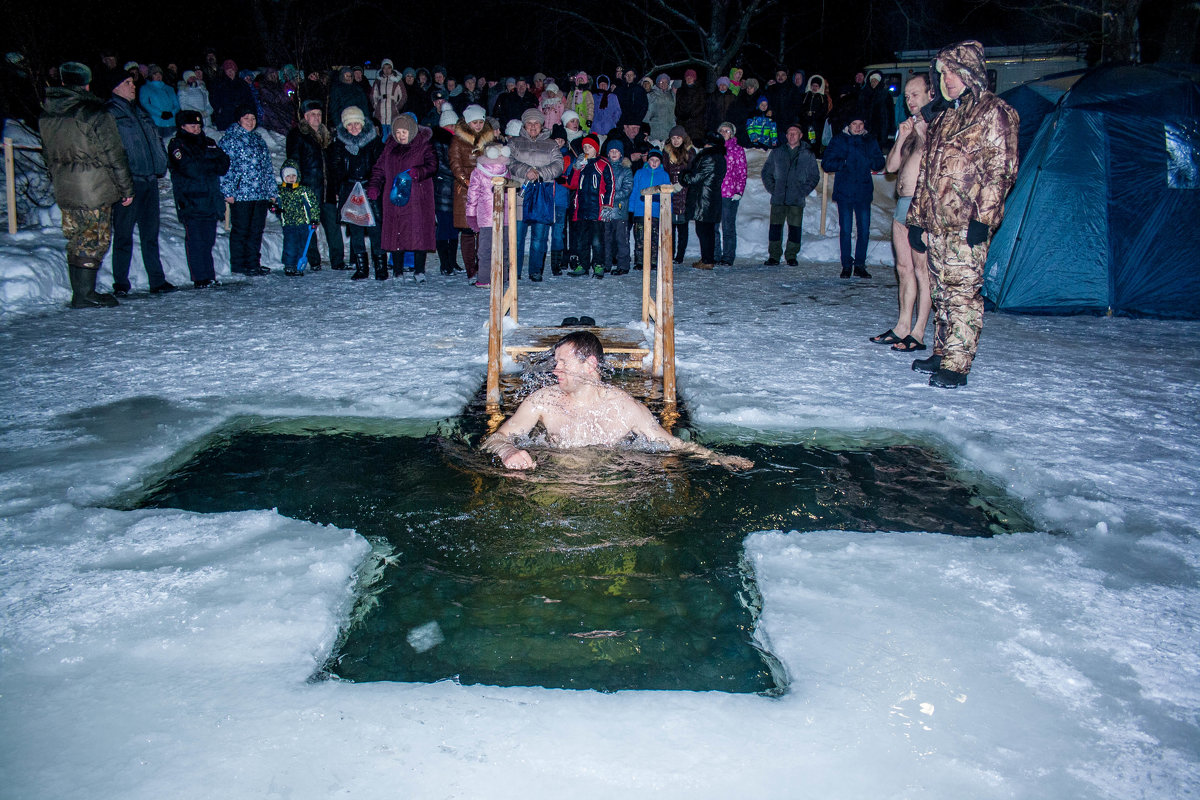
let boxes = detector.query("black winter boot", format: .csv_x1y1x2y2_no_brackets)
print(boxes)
550,250,563,276
376,252,390,280
352,253,370,280
912,354,942,374
68,263,118,308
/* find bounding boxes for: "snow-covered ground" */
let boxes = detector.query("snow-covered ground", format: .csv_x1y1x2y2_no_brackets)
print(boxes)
1,144,1198,799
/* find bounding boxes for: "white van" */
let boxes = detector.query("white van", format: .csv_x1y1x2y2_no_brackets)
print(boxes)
860,44,1087,140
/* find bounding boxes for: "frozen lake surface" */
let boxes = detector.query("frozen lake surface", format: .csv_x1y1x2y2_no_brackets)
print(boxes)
1,145,1198,798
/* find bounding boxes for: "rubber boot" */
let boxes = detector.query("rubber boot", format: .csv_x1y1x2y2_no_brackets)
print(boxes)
68,263,118,308
550,250,563,276
376,252,390,281
351,253,370,280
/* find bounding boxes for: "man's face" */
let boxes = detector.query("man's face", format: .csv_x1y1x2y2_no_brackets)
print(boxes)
524,119,543,138
624,69,635,84
941,67,966,99
353,69,363,80
382,64,392,76
849,119,865,135
775,70,787,84
465,77,476,91
304,109,322,128
112,77,136,102
786,127,801,147
904,77,932,115
552,344,595,389
341,72,353,84
623,123,639,139
793,72,804,86
102,55,117,69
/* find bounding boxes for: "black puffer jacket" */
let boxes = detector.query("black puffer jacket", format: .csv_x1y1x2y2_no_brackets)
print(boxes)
328,122,383,206
681,139,726,223
167,126,230,219
431,125,456,214
285,121,336,204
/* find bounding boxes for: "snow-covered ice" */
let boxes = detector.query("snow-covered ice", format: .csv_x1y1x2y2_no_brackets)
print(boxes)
1,146,1197,798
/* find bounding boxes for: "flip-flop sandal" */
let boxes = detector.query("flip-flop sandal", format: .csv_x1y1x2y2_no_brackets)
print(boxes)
891,335,927,352
870,329,902,344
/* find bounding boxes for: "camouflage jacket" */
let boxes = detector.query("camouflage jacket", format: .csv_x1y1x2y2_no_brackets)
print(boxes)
908,40,1019,236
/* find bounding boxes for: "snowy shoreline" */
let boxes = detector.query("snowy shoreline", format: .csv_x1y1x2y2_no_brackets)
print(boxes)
2,146,1198,798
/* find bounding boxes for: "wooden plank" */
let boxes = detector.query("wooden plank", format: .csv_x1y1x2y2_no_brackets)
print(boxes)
5,139,16,235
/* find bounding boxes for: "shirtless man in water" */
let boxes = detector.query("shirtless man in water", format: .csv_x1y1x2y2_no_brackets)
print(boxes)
871,74,935,352
483,331,753,471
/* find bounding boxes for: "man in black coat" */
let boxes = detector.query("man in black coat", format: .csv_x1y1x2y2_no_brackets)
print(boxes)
286,100,344,269
107,73,173,294
167,110,230,288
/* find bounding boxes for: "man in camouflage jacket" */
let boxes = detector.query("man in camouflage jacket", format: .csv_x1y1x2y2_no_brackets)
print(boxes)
40,62,134,308
907,40,1019,388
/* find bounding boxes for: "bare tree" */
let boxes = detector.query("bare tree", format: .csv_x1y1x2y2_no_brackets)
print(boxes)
978,0,1144,62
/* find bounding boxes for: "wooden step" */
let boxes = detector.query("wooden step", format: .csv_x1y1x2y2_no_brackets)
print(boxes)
504,326,651,369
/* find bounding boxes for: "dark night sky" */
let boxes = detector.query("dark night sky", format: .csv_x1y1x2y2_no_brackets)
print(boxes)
5,0,1186,84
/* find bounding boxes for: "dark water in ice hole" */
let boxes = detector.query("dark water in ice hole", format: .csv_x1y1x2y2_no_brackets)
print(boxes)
128,380,1031,694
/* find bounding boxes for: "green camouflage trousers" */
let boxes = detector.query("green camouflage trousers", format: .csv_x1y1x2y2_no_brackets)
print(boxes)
928,232,988,374
61,207,113,267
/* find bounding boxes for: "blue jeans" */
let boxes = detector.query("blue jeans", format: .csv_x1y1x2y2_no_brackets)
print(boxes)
551,205,568,252
837,198,870,268
516,220,550,277
716,196,739,263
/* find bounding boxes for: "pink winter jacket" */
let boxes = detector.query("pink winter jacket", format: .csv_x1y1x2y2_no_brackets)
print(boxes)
721,139,748,198
465,160,510,230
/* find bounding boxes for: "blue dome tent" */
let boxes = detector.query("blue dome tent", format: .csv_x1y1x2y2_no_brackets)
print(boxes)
983,64,1200,318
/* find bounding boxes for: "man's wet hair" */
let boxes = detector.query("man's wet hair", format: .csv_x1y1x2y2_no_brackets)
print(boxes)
555,331,604,363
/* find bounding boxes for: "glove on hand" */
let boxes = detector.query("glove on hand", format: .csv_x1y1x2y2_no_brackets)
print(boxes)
966,219,989,247
908,224,927,253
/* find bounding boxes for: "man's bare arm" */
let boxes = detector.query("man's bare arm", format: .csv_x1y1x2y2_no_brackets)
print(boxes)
626,398,753,471
482,394,543,470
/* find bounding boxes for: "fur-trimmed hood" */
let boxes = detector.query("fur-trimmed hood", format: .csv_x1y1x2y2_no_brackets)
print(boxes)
454,118,496,150
336,119,378,154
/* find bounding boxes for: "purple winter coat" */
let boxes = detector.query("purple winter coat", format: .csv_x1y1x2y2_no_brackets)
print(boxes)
367,126,437,251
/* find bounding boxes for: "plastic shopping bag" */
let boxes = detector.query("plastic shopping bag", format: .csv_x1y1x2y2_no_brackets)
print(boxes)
340,181,376,226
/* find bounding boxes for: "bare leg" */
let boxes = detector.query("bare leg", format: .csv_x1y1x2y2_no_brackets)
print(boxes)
891,219,917,339
911,246,932,344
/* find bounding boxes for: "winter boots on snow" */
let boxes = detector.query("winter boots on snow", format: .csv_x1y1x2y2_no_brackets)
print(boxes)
68,260,118,309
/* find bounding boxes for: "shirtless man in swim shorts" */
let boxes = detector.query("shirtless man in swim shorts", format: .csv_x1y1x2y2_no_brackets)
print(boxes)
483,331,753,471
871,74,934,352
